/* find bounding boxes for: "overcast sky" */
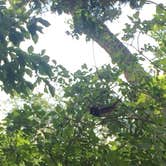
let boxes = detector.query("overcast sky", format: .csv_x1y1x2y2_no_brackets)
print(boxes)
30,2,160,72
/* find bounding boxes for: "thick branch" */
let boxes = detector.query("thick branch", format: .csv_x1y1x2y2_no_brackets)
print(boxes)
83,21,149,83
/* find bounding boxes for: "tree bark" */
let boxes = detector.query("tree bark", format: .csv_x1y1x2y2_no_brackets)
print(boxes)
82,20,149,83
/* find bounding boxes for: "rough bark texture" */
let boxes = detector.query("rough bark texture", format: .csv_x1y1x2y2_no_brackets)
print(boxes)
83,21,149,83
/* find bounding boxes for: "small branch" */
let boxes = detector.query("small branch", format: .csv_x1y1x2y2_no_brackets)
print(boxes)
146,1,160,6
122,116,155,124
136,32,141,51
124,42,162,71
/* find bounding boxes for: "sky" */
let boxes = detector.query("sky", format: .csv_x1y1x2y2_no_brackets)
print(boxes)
0,0,165,119
31,1,159,72
23,13,112,72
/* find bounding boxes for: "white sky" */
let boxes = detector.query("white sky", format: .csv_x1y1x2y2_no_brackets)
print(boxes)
27,13,111,72
32,2,160,72
0,0,165,119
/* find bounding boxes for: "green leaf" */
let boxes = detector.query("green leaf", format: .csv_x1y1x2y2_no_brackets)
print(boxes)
37,17,50,27
27,46,34,53
32,34,39,43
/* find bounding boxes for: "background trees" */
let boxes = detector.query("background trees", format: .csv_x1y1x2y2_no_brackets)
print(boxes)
0,0,166,165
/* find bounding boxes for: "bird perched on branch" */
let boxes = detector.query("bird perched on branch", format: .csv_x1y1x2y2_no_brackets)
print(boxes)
90,99,120,117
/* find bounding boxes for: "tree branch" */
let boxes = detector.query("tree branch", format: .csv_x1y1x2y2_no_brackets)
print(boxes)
81,20,150,83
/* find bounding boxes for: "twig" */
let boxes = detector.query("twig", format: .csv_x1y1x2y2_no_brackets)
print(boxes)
124,42,162,71
92,40,97,69
136,32,141,51
146,1,161,6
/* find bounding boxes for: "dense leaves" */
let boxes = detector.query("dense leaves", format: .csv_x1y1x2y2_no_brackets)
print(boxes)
0,0,166,165
0,0,53,95
1,62,166,165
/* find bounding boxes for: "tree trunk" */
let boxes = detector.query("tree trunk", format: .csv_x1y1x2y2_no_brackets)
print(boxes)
82,20,149,83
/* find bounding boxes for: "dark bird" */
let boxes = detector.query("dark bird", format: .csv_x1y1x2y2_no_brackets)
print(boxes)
90,99,120,117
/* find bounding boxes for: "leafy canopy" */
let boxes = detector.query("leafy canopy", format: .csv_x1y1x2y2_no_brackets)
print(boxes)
0,0,166,165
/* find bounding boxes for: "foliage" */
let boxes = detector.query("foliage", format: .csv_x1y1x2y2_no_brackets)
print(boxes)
122,3,166,73
0,0,149,94
51,0,145,38
0,0,54,95
0,0,166,166
0,62,166,165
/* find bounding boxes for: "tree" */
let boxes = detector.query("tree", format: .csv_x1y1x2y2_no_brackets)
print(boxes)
0,61,166,165
1,0,162,95
0,0,166,165
0,0,54,95
0,0,152,95
38,0,149,83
